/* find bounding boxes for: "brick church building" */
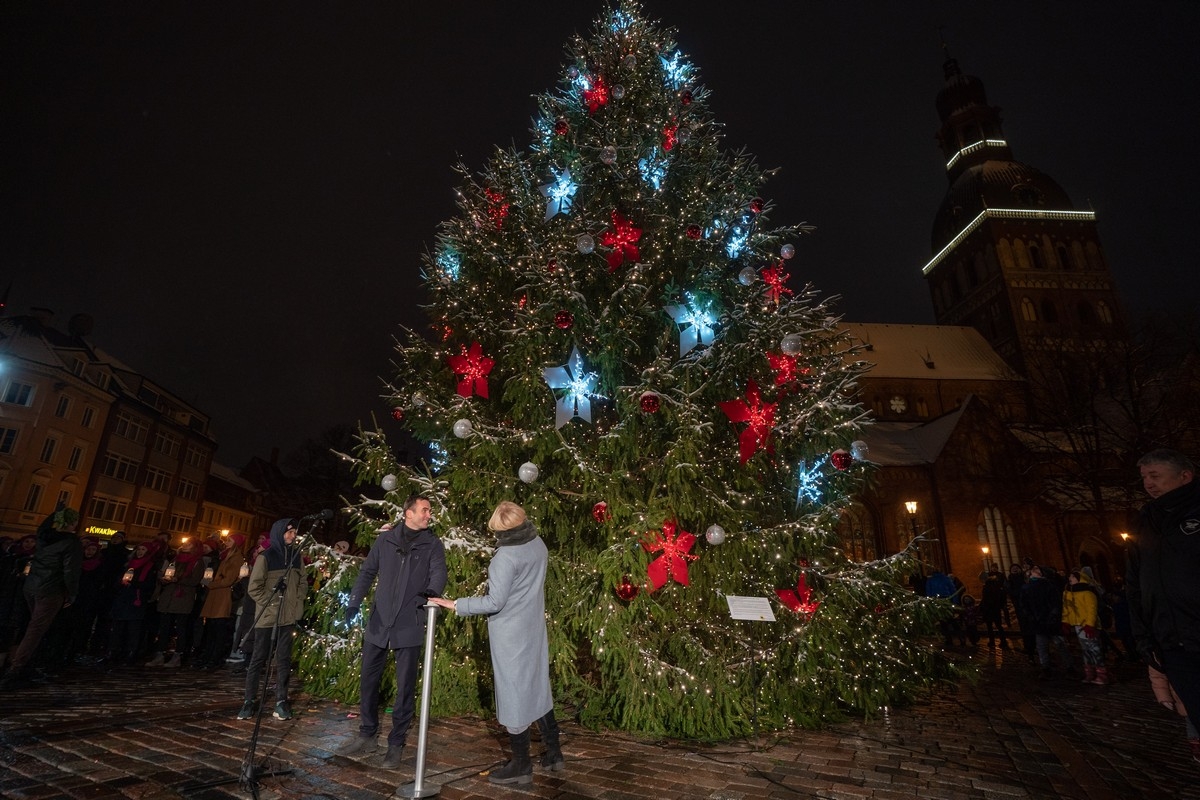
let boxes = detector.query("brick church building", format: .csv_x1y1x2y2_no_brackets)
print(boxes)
838,54,1139,592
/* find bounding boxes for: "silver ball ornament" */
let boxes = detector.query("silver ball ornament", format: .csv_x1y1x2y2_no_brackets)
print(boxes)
738,266,757,286
780,333,803,355
600,146,617,165
381,474,398,492
611,84,625,100
577,234,595,254
780,243,796,260
567,66,580,80
705,524,726,545
411,392,426,407
622,54,637,69
452,418,473,438
518,462,540,483
851,440,870,461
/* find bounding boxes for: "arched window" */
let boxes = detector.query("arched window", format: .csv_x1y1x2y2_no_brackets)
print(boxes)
1041,299,1058,323
1028,243,1046,270
1020,297,1038,322
916,397,929,418
1097,301,1114,325
839,504,878,562
1056,243,1074,270
979,506,1020,573
1078,301,1095,326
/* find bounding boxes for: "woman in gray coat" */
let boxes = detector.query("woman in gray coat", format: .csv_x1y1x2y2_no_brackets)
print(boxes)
430,501,563,785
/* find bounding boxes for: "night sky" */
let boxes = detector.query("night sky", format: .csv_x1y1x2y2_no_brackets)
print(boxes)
4,2,1197,468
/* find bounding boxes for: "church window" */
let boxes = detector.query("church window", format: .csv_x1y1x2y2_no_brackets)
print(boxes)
916,397,929,418
1028,243,1046,270
1020,297,1038,322
1013,239,1030,270
1041,299,1059,323
1056,243,1074,270
838,504,878,562
979,506,1020,573
1097,301,1114,325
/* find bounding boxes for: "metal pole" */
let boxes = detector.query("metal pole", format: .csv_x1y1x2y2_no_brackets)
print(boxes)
396,604,440,798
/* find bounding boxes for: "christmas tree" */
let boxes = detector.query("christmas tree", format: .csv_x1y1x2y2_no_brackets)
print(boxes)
298,1,957,738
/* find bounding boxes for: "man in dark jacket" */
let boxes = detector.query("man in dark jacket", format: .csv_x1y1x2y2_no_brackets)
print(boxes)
1127,448,1200,762
338,494,447,770
1019,565,1070,678
238,518,307,722
0,507,83,689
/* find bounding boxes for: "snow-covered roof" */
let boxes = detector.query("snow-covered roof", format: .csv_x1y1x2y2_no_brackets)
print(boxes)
858,402,971,466
839,322,1017,382
210,462,260,493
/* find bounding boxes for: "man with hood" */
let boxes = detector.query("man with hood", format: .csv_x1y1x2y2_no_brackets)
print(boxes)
1128,448,1200,763
238,518,307,722
338,494,446,770
0,507,83,689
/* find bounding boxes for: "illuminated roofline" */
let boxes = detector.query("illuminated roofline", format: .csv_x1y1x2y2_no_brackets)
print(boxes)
921,208,1097,275
946,139,1009,171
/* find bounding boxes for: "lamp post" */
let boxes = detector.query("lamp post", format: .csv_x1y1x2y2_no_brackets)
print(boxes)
904,501,923,576
981,545,990,572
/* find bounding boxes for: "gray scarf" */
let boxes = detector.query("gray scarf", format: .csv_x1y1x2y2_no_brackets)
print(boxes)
494,520,538,547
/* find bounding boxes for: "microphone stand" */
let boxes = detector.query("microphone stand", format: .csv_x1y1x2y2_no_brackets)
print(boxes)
183,540,306,798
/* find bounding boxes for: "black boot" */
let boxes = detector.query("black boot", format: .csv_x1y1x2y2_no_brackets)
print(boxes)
537,710,565,772
489,729,533,785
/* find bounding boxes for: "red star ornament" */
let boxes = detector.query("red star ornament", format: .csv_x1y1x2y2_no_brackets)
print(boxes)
582,75,610,114
766,351,798,387
776,572,821,616
761,260,794,305
642,520,699,591
719,380,777,464
600,210,642,271
447,341,495,399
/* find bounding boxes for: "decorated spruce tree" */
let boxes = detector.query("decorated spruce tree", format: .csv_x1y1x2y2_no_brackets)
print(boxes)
298,1,956,738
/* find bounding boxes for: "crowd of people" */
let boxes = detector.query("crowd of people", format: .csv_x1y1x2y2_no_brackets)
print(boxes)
0,517,270,690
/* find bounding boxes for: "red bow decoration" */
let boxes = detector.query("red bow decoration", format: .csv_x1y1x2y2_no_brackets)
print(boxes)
761,261,793,305
600,210,642,271
484,187,509,229
776,572,820,616
662,121,678,151
582,75,610,114
719,380,777,464
447,341,495,399
642,520,698,591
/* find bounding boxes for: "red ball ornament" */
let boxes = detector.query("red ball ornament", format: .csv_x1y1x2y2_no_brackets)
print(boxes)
874,603,888,615
554,118,569,135
554,310,574,330
685,224,702,240
640,392,661,413
680,89,693,105
391,407,405,422
547,258,559,274
592,501,611,523
750,197,764,214
615,576,639,602
798,557,810,568
831,449,852,471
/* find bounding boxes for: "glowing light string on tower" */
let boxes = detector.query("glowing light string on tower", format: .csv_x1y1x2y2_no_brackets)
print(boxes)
543,345,603,428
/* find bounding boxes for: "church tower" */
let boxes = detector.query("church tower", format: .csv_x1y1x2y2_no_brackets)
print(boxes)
921,54,1126,376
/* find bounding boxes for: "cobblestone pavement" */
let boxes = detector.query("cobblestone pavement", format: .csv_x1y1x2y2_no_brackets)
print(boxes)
1,642,1197,800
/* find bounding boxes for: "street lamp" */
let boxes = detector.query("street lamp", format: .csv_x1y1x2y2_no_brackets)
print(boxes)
904,501,923,576
981,545,990,572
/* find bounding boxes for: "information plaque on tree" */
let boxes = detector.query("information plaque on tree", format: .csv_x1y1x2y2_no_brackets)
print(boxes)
725,595,776,622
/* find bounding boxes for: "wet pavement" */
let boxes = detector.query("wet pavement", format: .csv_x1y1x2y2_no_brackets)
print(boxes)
1,641,1197,800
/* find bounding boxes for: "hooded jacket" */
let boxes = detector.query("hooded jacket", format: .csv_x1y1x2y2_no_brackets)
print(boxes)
24,511,84,603
1127,478,1200,653
349,522,446,649
247,519,306,629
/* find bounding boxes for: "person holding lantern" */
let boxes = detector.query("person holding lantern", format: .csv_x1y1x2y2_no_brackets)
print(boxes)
429,501,563,785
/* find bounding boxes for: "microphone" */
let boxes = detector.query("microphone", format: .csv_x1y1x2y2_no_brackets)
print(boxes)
299,509,334,523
